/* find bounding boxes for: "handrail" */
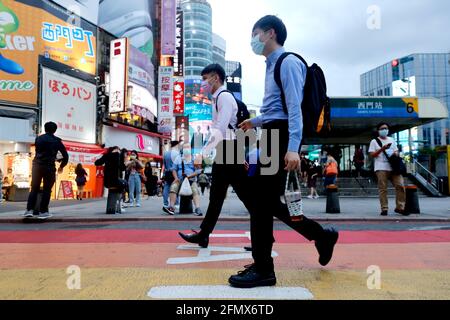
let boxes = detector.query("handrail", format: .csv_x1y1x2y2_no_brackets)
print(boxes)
412,160,444,195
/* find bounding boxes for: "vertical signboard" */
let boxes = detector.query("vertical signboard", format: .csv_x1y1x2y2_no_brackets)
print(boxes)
174,10,184,77
158,66,174,136
108,38,129,113
173,79,185,115
161,0,176,56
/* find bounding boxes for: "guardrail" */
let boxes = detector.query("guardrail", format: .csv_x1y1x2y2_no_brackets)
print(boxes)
410,160,444,196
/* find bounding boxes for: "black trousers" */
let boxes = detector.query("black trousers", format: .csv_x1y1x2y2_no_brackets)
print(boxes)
27,164,56,213
249,121,326,273
200,140,254,234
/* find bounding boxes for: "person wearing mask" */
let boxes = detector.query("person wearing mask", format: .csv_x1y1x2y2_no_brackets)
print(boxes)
166,144,203,216
235,15,338,288
162,141,181,211
24,122,69,220
126,150,144,208
75,163,88,200
369,123,408,216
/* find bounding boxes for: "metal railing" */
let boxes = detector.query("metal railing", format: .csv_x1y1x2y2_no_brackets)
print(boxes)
410,160,444,196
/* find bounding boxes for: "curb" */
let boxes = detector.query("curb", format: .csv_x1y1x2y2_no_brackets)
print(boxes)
0,216,449,224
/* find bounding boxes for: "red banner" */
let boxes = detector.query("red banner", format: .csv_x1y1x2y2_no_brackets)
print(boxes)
173,80,185,115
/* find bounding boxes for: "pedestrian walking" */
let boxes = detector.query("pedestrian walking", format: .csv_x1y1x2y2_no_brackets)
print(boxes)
353,145,365,177
126,150,144,208
162,141,181,210
230,15,338,288
74,163,88,200
369,123,408,216
198,171,210,195
165,144,203,216
24,122,69,220
307,161,321,199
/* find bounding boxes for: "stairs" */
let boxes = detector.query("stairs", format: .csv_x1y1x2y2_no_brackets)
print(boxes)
313,177,427,198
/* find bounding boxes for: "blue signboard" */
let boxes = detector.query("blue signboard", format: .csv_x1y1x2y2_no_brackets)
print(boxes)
331,98,419,119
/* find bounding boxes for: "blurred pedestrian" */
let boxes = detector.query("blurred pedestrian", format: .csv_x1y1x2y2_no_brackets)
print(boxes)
323,154,338,187
126,150,144,207
75,163,88,200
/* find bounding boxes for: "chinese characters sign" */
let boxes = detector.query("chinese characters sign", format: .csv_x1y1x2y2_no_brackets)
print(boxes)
173,80,185,115
330,97,419,119
174,10,184,77
0,0,97,106
109,38,129,113
158,66,174,136
42,68,96,144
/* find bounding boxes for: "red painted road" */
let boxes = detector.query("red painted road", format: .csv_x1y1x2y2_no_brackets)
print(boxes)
0,229,449,244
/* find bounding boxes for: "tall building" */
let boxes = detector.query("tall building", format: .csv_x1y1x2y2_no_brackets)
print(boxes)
361,53,450,148
212,33,226,68
179,0,213,76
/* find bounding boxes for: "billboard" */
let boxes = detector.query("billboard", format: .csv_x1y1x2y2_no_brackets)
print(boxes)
50,0,99,25
0,0,97,106
161,0,176,56
41,67,96,144
173,79,184,115
393,76,416,97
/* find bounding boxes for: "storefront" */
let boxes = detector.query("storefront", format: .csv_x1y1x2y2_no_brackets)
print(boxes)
0,115,36,202
102,123,165,177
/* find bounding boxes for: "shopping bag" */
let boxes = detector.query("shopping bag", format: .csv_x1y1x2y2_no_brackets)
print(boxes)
179,177,193,196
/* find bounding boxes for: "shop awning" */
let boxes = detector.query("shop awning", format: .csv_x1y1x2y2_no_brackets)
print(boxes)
62,141,105,165
111,122,168,140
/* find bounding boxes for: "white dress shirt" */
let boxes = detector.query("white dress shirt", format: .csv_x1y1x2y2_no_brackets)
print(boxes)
203,85,238,153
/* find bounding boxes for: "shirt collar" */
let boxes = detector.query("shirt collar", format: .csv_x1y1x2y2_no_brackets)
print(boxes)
266,47,286,67
212,85,227,99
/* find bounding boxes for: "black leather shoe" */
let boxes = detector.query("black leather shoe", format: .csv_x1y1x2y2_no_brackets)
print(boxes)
178,230,209,248
395,209,410,216
315,227,339,266
228,264,276,288
380,210,388,216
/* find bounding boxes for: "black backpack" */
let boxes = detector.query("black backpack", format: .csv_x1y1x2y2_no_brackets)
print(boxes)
216,90,250,129
274,52,331,140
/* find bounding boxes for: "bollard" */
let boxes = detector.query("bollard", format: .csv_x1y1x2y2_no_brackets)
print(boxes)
326,184,340,214
179,195,194,214
405,185,420,214
106,188,121,214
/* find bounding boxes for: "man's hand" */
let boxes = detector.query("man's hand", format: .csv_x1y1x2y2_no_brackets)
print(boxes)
57,167,64,174
238,119,254,132
284,152,300,171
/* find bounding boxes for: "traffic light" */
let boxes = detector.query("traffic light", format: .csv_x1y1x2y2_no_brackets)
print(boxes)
392,59,400,81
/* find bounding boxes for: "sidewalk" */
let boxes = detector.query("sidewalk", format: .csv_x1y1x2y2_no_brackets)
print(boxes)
0,190,449,223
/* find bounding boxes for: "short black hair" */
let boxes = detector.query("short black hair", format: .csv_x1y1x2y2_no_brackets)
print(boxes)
376,122,390,130
253,15,287,46
201,64,226,83
44,122,57,134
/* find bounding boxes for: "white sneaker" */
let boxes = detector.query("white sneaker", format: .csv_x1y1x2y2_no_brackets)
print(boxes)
23,210,34,218
307,195,313,199
314,195,320,199
136,203,141,208
37,212,53,220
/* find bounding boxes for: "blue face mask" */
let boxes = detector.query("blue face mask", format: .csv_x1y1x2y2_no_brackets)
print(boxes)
379,129,389,138
251,34,265,55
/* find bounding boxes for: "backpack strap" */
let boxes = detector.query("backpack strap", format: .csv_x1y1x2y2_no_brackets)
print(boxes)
375,138,391,159
215,89,236,130
274,52,308,114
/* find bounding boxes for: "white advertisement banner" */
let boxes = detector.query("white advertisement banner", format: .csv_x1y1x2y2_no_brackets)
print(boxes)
109,38,129,113
158,66,174,136
102,126,160,155
41,68,96,144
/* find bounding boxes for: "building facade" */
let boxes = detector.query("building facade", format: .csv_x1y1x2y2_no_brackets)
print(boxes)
179,0,213,76
361,53,450,148
212,33,226,69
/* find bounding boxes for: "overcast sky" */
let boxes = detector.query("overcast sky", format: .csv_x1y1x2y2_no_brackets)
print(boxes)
208,0,450,107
